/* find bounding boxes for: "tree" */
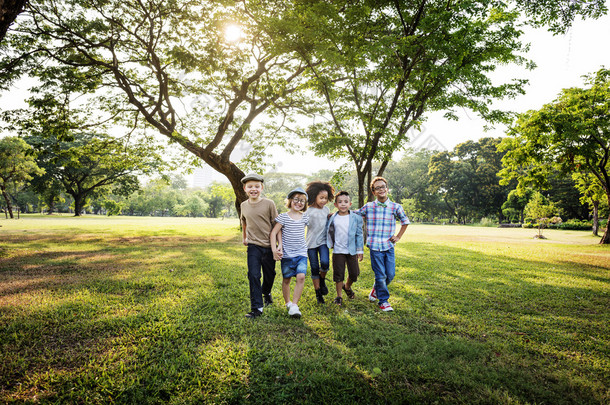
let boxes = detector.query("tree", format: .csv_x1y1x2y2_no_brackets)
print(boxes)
499,68,610,244
26,132,164,216
429,138,509,223
3,0,313,216
502,188,534,224
0,0,26,42
292,0,606,206
524,192,560,239
573,172,606,236
0,136,43,218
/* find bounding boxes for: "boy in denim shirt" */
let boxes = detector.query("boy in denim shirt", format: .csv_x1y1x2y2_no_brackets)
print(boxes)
326,191,364,306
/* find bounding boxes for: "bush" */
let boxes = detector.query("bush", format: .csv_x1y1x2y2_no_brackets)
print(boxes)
549,219,592,231
478,217,496,227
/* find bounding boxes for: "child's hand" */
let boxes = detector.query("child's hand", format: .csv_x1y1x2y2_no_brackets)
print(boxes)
273,250,283,261
357,253,363,262
243,238,248,246
389,235,401,243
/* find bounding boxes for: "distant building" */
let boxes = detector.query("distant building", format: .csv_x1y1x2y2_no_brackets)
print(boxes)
192,166,224,189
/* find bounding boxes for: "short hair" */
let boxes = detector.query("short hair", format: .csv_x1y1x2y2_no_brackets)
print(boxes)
370,176,388,192
285,193,308,212
305,181,335,205
335,190,350,200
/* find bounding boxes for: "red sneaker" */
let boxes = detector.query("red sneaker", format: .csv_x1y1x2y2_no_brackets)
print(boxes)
379,302,393,312
368,286,377,302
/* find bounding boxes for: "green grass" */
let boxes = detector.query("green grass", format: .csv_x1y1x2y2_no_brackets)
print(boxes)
1,215,609,404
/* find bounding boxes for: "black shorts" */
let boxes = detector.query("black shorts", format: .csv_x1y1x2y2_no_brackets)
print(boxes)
332,253,360,283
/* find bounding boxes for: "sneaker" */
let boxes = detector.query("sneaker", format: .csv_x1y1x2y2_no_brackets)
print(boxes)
320,278,329,296
263,294,273,306
286,302,294,309
288,303,301,318
369,286,377,302
333,296,343,306
343,285,355,299
315,289,325,304
245,309,263,318
379,302,393,312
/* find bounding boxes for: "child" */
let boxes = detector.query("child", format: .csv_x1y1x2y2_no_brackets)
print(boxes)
270,187,309,318
326,191,364,306
240,173,279,319
305,181,335,304
354,176,409,312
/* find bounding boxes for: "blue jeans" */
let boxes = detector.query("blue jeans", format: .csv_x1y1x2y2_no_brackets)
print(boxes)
247,244,276,311
369,247,396,304
307,244,329,279
281,256,308,278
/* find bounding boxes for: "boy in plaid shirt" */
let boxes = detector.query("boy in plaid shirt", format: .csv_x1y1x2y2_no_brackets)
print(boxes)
354,176,409,312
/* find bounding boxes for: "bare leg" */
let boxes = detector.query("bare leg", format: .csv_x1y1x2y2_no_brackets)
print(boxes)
292,274,306,304
282,278,292,305
336,281,343,298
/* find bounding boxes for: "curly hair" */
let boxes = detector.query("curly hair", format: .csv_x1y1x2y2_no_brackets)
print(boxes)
305,181,336,205
370,176,388,192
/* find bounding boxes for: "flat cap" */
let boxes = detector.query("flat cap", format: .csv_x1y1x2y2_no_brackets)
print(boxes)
241,173,264,184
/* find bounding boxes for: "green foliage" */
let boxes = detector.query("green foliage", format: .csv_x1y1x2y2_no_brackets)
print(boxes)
429,138,510,223
499,68,610,243
0,136,44,217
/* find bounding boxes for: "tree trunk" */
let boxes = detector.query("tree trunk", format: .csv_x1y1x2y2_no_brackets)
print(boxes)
0,185,14,219
73,194,84,217
592,199,599,237
600,209,610,245
0,0,26,43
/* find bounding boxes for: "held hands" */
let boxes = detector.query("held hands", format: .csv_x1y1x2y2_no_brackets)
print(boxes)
272,250,283,261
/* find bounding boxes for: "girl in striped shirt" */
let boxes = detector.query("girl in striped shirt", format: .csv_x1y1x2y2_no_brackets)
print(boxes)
270,187,309,318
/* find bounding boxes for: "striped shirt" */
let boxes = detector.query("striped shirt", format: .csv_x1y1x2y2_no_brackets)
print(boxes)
275,212,309,258
354,200,410,251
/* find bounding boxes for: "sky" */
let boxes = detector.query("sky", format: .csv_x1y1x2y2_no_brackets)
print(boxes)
270,9,610,176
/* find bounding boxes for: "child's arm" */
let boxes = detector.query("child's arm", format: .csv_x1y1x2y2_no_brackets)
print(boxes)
242,220,248,246
355,215,364,261
390,224,408,243
270,222,283,261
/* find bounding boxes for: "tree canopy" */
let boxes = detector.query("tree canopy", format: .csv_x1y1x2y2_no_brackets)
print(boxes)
499,68,610,244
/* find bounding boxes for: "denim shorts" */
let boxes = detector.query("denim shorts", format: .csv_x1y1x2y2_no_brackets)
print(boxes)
281,256,308,278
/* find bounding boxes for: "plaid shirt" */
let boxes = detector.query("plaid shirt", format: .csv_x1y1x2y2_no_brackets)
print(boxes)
354,199,410,251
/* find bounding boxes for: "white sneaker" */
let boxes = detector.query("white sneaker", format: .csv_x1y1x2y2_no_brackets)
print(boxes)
286,302,294,309
288,303,301,318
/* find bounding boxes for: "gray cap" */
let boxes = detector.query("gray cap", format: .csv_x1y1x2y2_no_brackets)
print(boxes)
241,173,264,184
287,187,308,200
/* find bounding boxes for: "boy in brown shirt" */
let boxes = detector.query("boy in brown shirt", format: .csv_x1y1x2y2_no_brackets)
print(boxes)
240,173,279,318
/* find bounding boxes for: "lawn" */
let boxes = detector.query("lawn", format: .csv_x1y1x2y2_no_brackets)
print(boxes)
1,216,609,404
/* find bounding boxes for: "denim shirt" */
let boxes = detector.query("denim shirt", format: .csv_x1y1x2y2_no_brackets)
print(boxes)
325,211,364,255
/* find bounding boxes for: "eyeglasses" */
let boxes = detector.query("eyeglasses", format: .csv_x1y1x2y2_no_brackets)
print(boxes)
292,198,306,205
373,185,387,191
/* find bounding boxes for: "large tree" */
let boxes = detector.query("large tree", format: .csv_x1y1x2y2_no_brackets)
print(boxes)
24,131,164,216
429,137,509,223
499,68,610,244
2,0,313,215
290,0,606,206
0,136,43,218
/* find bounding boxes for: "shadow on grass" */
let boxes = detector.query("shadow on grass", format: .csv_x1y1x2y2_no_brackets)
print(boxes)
0,235,608,404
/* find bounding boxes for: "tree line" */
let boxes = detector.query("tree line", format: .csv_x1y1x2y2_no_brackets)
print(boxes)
0,0,608,242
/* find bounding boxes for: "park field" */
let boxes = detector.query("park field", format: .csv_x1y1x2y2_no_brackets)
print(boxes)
0,216,609,404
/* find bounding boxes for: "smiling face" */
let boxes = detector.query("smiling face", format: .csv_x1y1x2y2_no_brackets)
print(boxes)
243,180,263,201
372,179,388,202
288,193,307,212
313,190,329,208
334,194,351,214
